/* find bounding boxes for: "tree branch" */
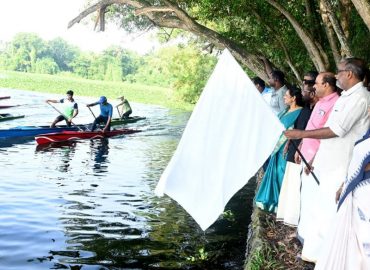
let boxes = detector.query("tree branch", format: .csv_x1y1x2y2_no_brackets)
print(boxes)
68,0,269,80
135,6,174,16
68,0,142,29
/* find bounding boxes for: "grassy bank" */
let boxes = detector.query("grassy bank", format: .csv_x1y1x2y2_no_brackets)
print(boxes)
0,71,194,111
245,171,315,270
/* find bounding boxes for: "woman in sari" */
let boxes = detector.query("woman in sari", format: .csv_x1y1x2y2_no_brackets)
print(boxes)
315,109,370,270
256,86,304,212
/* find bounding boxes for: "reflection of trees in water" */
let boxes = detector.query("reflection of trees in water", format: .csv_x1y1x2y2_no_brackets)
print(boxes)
137,122,256,269
35,112,252,269
142,139,179,190
144,182,254,269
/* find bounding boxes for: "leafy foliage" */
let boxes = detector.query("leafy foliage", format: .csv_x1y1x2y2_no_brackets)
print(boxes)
0,33,216,105
99,0,369,81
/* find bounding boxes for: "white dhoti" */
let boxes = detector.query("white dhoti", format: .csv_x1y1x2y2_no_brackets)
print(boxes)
301,165,346,262
276,161,302,226
297,166,320,241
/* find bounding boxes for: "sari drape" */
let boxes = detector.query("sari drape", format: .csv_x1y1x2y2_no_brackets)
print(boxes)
255,108,302,212
315,129,370,270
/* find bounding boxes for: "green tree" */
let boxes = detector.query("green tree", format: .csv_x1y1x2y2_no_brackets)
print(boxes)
46,37,79,71
102,46,140,80
170,46,216,103
7,33,46,72
69,0,370,84
130,45,215,102
34,57,60,74
70,53,93,78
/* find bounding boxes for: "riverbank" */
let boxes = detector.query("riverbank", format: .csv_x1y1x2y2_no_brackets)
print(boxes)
0,70,194,111
245,171,315,270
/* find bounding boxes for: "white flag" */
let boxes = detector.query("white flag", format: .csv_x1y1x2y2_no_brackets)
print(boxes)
155,49,284,230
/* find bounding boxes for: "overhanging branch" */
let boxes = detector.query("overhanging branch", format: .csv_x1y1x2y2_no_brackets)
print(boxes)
135,6,174,16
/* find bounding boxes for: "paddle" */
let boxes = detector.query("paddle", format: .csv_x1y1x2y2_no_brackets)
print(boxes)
87,105,106,132
47,101,84,131
290,140,320,185
116,107,122,118
87,106,97,120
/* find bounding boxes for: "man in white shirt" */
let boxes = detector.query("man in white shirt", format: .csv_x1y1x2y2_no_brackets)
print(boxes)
260,58,288,115
285,57,370,262
46,90,79,127
269,70,288,115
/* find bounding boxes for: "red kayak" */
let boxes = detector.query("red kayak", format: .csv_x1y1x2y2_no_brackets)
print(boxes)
35,129,141,145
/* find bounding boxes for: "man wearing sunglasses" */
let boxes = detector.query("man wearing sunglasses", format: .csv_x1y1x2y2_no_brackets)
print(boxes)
301,71,319,110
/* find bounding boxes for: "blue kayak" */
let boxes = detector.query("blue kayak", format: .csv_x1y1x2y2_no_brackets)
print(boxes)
0,125,85,140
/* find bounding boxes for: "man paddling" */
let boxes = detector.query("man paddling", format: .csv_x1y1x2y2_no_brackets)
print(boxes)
87,96,113,132
116,95,132,119
46,90,78,127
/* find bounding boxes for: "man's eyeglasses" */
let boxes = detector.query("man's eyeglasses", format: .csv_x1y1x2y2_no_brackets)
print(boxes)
302,79,315,85
336,69,350,74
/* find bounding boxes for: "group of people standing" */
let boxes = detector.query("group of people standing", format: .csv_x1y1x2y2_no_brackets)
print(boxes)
46,92,132,132
253,57,370,269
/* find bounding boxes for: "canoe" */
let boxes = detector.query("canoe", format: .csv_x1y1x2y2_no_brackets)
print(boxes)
0,113,25,122
0,96,10,100
110,116,146,126
35,128,141,145
0,125,82,140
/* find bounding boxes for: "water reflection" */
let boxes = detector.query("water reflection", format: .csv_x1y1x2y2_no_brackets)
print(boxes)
89,139,110,173
0,89,254,270
35,141,77,172
35,138,111,174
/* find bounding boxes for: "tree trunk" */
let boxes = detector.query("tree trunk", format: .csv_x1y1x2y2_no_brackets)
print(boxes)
351,0,370,32
305,0,315,37
68,0,270,81
265,0,329,71
319,1,341,66
320,0,353,57
339,0,352,38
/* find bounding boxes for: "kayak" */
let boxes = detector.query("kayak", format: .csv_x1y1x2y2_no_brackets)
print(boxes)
110,116,146,126
0,125,82,140
35,128,141,145
0,113,25,122
0,96,10,100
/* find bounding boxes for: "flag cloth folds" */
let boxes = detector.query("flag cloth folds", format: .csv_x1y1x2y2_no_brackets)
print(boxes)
155,49,284,230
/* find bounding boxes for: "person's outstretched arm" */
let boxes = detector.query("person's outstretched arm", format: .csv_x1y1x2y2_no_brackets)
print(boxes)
86,102,98,107
46,99,59,103
284,127,337,140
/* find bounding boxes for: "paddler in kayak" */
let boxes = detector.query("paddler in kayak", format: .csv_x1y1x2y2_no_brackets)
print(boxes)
116,95,132,119
46,90,78,127
87,96,113,132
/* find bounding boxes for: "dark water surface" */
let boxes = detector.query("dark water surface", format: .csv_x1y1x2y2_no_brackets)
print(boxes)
0,89,255,270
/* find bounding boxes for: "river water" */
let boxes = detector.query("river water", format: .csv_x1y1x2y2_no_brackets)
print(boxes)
0,89,255,270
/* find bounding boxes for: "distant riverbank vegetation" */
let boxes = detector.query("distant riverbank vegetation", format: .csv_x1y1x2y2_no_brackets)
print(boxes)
0,70,193,110
0,33,217,108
